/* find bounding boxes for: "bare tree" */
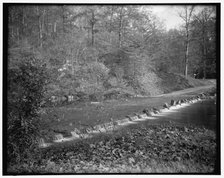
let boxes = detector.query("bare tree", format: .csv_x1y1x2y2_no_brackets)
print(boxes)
178,5,195,78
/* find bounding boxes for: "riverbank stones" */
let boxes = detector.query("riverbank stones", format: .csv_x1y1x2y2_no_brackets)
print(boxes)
126,115,138,121
180,99,186,103
200,93,206,99
152,107,160,114
54,134,64,142
143,108,152,116
39,138,52,148
115,118,130,125
103,122,114,130
163,103,170,109
133,113,142,119
71,129,81,138
176,100,181,105
138,113,148,119
93,124,106,132
170,100,176,106
86,127,94,134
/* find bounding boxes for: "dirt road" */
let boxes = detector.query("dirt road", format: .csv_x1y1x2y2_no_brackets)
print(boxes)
155,84,215,97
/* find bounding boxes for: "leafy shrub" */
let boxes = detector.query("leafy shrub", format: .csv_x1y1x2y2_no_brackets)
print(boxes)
157,72,192,93
87,61,110,82
7,56,49,164
137,72,163,96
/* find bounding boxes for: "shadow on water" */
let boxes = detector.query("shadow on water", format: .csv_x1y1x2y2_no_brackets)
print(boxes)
155,99,217,131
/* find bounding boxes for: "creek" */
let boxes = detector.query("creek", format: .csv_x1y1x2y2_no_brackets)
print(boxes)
154,99,217,130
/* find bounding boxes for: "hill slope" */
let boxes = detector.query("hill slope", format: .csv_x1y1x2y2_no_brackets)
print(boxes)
107,71,215,99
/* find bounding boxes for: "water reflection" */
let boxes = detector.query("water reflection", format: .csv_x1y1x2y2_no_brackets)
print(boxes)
155,100,217,130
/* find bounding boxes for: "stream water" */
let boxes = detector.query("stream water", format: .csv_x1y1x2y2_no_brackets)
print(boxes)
154,99,217,130
39,98,217,148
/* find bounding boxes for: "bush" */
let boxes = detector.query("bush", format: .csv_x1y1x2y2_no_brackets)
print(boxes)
7,57,49,164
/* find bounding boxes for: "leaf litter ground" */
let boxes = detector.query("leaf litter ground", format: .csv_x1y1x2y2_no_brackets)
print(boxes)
8,119,217,173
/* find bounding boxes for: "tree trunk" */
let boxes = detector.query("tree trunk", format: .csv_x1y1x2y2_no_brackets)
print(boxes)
91,25,94,46
203,60,206,79
185,44,189,77
71,48,74,75
118,23,122,47
37,7,43,48
39,18,43,48
45,9,49,34
88,28,90,44
109,7,114,32
202,26,207,79
184,32,189,78
91,11,95,46
9,9,14,39
17,28,19,41
42,9,45,35
62,6,65,33
22,7,25,35
118,8,123,48
11,27,14,39
179,6,194,78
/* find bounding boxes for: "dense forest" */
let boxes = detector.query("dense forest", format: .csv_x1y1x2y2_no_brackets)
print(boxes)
5,4,217,169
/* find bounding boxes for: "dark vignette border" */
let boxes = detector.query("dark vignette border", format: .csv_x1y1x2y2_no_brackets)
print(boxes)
2,2,221,175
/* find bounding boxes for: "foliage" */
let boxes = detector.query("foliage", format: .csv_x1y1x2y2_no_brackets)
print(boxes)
190,7,216,78
137,72,163,96
7,5,217,103
7,56,49,163
7,122,217,173
157,72,192,93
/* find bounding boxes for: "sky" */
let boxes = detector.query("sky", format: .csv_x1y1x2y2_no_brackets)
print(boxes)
150,6,183,30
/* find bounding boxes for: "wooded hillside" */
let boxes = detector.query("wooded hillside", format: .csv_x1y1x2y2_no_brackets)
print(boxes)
7,5,217,101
